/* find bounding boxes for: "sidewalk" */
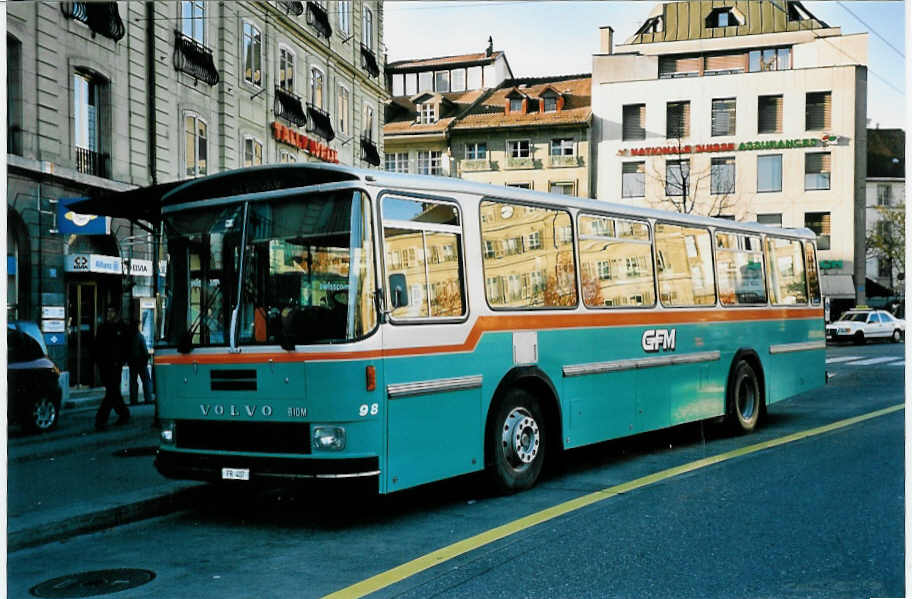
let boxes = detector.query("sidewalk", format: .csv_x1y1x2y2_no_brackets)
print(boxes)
7,397,209,552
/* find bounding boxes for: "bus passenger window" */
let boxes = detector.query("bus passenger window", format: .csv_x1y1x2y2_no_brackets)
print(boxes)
480,200,577,309
577,214,654,308
715,232,767,305
766,237,808,305
804,242,821,305
655,223,716,307
382,196,466,320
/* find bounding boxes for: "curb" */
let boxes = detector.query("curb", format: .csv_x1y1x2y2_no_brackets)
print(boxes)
8,485,210,552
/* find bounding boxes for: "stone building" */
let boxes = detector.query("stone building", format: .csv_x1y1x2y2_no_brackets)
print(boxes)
864,127,904,298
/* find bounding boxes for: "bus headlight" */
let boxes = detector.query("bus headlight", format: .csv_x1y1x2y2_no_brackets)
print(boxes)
160,420,176,445
312,426,346,451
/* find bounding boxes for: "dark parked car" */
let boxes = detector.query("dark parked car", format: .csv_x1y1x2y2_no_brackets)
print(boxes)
7,321,62,433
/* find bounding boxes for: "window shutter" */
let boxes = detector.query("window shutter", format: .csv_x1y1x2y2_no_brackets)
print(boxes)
704,53,746,72
712,99,736,136
758,95,783,133
806,92,831,130
623,104,646,140
666,101,689,138
805,152,831,174
659,55,701,77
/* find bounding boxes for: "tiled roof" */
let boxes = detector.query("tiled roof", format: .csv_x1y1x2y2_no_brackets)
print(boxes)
452,76,591,130
387,51,503,71
384,89,488,136
867,128,905,178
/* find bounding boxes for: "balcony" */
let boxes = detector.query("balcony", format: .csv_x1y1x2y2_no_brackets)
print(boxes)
277,1,304,16
60,2,125,42
173,31,220,86
75,146,107,177
306,103,335,142
460,159,491,172
360,44,380,79
548,155,580,168
361,136,380,167
505,157,534,170
306,1,333,38
274,87,307,127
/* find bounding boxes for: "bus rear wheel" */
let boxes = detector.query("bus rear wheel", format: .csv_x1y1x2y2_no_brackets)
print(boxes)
487,388,546,493
727,361,761,434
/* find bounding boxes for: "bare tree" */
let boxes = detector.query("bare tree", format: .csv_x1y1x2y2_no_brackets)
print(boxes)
647,138,737,217
866,203,905,294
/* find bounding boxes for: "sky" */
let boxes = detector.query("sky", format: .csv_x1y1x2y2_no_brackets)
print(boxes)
384,1,906,129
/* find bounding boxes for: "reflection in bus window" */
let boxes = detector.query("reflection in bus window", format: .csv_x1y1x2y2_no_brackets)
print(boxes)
804,242,821,305
715,232,767,305
655,223,716,306
382,196,465,320
578,214,654,308
766,237,808,305
480,201,577,309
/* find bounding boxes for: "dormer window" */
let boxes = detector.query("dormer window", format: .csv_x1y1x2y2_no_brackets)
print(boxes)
635,15,663,35
417,103,436,124
543,97,558,112
706,7,744,28
509,97,522,113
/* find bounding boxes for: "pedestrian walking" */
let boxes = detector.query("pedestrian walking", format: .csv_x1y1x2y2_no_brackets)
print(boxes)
128,320,153,405
94,303,130,431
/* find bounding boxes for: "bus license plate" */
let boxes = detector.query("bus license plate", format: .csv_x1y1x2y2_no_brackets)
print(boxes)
221,468,250,481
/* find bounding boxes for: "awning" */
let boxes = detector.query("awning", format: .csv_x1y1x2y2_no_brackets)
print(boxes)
820,274,856,299
307,104,335,142
275,87,307,128
361,137,381,167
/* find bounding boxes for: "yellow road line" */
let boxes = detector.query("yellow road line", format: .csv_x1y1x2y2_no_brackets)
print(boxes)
324,403,904,599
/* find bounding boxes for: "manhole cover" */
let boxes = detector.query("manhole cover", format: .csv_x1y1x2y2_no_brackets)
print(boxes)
30,569,155,597
112,446,158,458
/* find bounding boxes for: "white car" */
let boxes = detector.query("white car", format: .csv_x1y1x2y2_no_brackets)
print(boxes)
826,309,905,344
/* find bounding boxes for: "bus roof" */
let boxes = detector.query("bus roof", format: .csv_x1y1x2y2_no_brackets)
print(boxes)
72,162,816,241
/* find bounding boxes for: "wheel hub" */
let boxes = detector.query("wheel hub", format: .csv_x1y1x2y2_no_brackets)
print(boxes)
502,407,540,467
33,399,57,430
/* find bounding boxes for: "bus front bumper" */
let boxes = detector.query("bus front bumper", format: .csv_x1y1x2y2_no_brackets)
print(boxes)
155,449,380,483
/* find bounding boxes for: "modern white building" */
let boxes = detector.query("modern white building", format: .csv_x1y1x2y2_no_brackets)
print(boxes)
591,0,868,310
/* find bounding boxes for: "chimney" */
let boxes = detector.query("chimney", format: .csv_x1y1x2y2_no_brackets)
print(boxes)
600,26,614,54
486,36,494,57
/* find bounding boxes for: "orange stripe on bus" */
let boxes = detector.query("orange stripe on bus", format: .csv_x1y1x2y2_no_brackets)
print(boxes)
154,308,822,366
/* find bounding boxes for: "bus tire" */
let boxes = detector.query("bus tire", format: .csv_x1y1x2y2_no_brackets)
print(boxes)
727,361,761,435
487,387,546,493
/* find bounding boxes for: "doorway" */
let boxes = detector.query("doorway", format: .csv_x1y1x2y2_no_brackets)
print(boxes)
67,281,98,387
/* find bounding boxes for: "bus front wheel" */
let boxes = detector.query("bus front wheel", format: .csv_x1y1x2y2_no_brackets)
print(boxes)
487,388,546,493
727,361,761,434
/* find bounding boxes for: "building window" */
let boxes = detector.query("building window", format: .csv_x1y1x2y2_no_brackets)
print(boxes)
418,151,442,175
757,154,782,193
278,46,294,91
749,47,790,72
757,95,783,134
363,103,374,141
184,114,208,177
878,257,892,278
385,152,408,173
711,157,736,195
508,140,530,159
549,182,575,195
706,7,743,27
242,23,262,87
509,97,523,113
506,182,531,190
417,103,436,124
877,183,892,206
279,150,296,163
8,35,22,155
243,136,263,167
665,159,690,196
434,70,450,93
623,104,646,140
337,85,350,135
339,0,351,34
804,212,831,250
711,98,736,136
465,142,487,160
550,138,574,156
418,72,433,93
805,152,831,190
73,71,108,177
180,0,206,44
806,91,832,131
362,5,373,48
666,101,690,138
310,67,324,109
756,213,782,226
622,162,645,198
543,96,558,112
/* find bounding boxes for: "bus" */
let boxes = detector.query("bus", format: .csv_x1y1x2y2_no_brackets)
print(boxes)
86,163,825,493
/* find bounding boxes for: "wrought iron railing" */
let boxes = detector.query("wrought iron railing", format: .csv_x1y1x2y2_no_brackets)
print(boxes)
278,1,304,16
360,43,380,78
306,103,335,142
60,2,125,42
173,31,220,86
275,87,307,127
360,135,380,167
306,1,333,38
75,146,106,177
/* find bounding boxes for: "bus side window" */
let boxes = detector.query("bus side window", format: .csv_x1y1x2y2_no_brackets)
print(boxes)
655,223,716,307
577,213,655,309
715,232,767,306
804,242,821,305
765,237,808,305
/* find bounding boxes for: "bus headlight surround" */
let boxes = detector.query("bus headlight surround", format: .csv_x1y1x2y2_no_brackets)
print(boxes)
312,426,346,451
160,420,176,445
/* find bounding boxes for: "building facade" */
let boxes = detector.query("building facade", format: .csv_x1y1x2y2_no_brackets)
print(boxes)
7,1,386,388
591,0,868,310
864,128,904,298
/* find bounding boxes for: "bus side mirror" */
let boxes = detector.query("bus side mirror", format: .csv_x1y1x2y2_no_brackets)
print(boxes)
389,273,408,309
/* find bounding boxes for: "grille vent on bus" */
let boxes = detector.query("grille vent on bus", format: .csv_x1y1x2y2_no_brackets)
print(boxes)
210,369,257,391
176,420,311,454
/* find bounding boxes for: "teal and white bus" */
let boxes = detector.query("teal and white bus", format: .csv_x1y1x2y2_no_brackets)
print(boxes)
96,164,825,493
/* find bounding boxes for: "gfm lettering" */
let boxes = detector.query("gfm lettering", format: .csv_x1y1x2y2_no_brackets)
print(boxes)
642,329,676,353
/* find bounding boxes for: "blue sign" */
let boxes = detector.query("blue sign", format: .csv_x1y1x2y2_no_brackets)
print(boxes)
7,256,16,275
44,332,66,347
57,197,109,235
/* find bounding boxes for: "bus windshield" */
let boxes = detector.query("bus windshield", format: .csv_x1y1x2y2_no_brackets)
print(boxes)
163,190,376,348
